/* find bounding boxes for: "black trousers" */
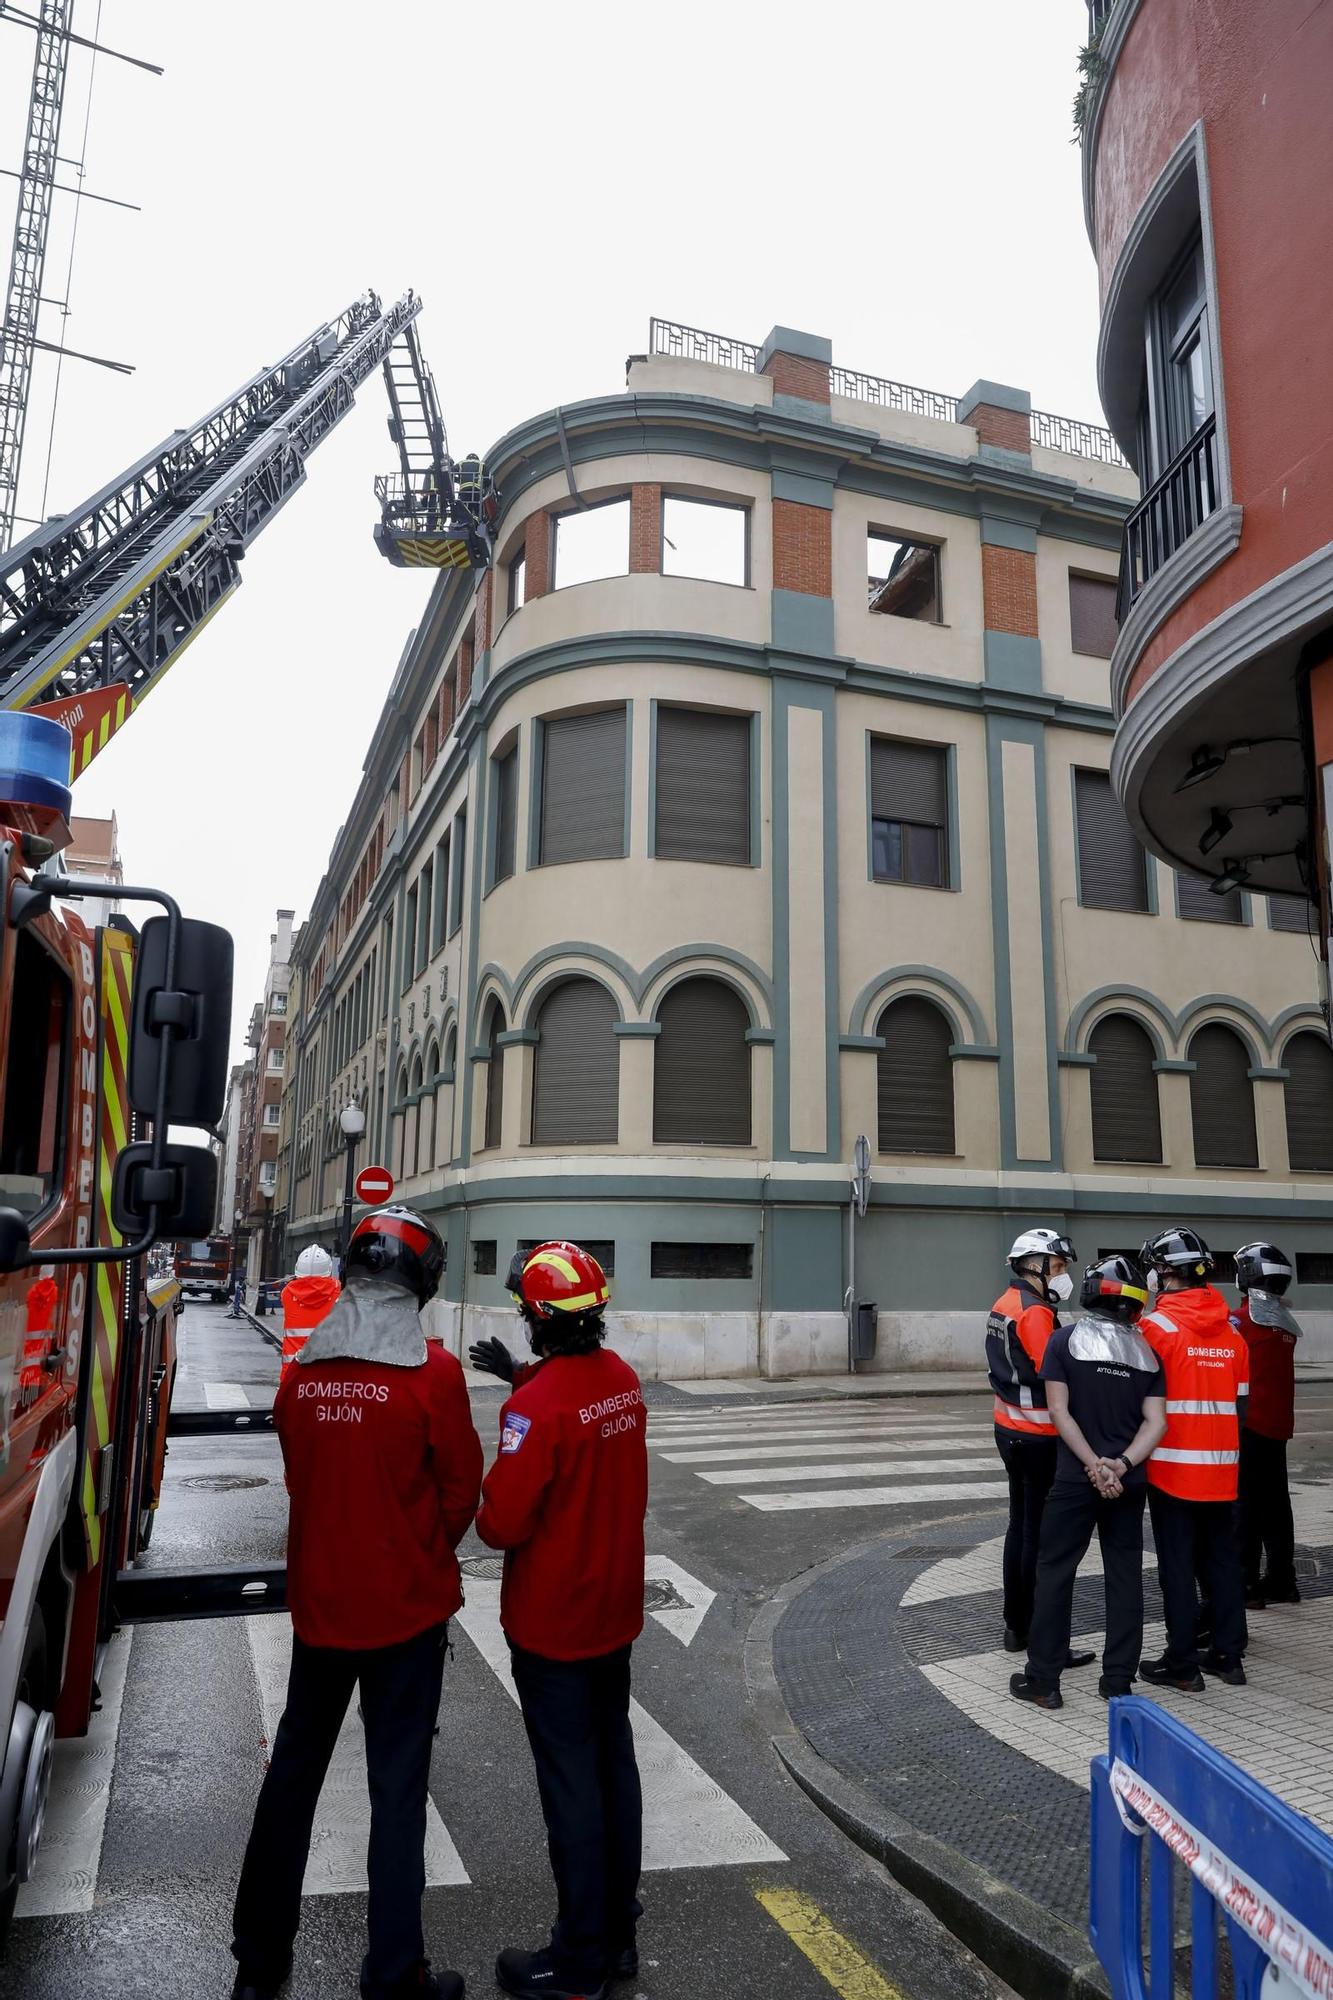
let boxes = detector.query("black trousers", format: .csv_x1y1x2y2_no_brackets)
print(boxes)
1026,1479,1146,1691
233,1621,448,1998
509,1641,643,1984
1148,1487,1246,1671
994,1428,1058,1639
1239,1430,1297,1595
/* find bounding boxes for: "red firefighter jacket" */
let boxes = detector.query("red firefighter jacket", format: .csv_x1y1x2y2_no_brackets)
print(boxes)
987,1282,1059,1438
1231,1300,1296,1442
475,1347,648,1660
280,1274,342,1369
1141,1287,1248,1501
274,1345,482,1650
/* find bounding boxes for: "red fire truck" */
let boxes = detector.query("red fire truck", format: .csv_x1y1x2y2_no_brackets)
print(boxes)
177,1236,233,1304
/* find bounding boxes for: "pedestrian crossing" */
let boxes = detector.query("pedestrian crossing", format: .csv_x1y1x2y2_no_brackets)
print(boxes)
649,1395,1001,1513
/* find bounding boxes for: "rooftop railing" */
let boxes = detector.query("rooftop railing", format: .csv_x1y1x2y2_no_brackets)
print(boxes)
645,317,1130,468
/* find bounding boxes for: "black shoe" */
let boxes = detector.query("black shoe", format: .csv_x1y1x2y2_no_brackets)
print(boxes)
608,1943,638,1982
1066,1648,1096,1669
1244,1589,1268,1611
1259,1577,1302,1604
232,1976,285,2000
496,1946,608,2000
1009,1671,1062,1710
1201,1653,1247,1687
1140,1655,1205,1692
1098,1676,1132,1701
1003,1626,1026,1652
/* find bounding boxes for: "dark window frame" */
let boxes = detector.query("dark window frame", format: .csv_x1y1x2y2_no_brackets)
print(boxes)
1073,768,1152,914
869,735,951,891
1068,571,1119,659
653,703,754,867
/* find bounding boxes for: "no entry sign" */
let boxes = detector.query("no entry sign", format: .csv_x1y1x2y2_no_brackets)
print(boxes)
354,1165,394,1206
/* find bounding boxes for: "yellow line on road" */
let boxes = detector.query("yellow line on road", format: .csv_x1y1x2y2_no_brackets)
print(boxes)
756,1887,908,1999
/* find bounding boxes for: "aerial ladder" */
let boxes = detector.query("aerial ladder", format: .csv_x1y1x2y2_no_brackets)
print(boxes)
0,289,497,776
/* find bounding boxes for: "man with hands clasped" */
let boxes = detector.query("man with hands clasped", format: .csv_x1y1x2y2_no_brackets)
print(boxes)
1010,1255,1167,1712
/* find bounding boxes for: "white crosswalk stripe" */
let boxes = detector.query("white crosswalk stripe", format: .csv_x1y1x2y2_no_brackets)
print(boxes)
649,1396,1001,1514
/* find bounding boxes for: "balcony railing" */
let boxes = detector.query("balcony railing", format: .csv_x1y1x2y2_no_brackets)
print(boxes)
1116,416,1218,621
1031,406,1129,467
1087,0,1114,33
829,365,957,424
647,318,760,372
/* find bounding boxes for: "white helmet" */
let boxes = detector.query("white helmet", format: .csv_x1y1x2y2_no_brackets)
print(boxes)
1008,1228,1076,1273
295,1244,335,1278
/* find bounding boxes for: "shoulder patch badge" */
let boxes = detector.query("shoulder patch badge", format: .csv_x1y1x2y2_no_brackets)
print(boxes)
500,1412,532,1455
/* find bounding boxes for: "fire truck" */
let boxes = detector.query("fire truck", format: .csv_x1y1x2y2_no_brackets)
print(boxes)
177,1236,233,1305
0,291,498,1925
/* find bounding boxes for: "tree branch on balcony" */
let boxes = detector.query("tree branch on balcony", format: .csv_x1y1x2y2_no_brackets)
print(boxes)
1073,29,1106,145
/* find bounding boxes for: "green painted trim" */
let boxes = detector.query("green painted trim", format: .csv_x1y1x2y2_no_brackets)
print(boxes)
439,1067,457,1086
496,1028,539,1047
772,394,832,426
959,379,1032,420
1063,987,1173,1060
1153,1059,1197,1074
951,1044,1001,1061
1145,853,1161,917
745,1028,777,1046
646,700,659,860
771,590,835,656
979,516,1038,552
984,714,1063,1170
840,1034,885,1052
527,718,545,870
640,945,772,1022
615,1022,661,1039
457,739,488,1167
945,741,961,891
1059,1051,1098,1068
759,325,832,367
772,685,792,1157
749,710,762,867
983,631,1043,693
772,469,835,510
847,965,990,1045
622,699,634,859
469,1048,492,1064
1248,1066,1290,1082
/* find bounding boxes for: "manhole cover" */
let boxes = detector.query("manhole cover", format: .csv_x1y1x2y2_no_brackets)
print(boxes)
459,1554,505,1581
178,1473,268,1494
1295,1553,1322,1579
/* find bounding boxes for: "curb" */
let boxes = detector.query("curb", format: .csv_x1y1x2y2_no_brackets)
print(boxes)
744,1537,1111,2000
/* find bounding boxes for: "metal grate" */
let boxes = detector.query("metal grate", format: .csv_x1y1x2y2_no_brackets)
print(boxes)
831,366,957,424
647,318,759,372
1031,407,1129,466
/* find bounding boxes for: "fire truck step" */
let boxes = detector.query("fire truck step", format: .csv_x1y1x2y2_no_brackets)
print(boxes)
114,1562,287,1622
167,1408,275,1437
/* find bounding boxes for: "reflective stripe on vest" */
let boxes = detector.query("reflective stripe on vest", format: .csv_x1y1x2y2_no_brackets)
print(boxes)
1152,1447,1239,1465
281,1331,309,1369
1165,1399,1236,1416
993,1396,1054,1432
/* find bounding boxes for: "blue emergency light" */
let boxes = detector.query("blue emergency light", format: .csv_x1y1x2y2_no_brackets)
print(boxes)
0,712,73,822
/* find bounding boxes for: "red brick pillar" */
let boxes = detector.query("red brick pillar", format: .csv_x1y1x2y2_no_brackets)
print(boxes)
474,572,492,654
958,379,1031,455
523,510,551,598
980,543,1039,637
759,325,832,410
630,484,661,572
772,499,832,597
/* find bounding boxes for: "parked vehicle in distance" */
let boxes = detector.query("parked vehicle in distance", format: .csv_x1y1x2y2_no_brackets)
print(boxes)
178,1236,232,1303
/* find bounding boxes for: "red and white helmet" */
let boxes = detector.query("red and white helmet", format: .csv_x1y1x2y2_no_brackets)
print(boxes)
506,1240,610,1324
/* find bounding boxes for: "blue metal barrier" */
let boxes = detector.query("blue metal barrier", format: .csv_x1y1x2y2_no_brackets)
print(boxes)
1090,1696,1333,1998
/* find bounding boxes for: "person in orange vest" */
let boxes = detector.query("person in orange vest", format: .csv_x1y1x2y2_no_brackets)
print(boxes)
1232,1241,1303,1607
987,1227,1092,1665
1138,1226,1249,1691
279,1245,341,1370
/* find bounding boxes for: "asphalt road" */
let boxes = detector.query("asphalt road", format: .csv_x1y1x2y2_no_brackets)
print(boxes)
0,1305,1030,2000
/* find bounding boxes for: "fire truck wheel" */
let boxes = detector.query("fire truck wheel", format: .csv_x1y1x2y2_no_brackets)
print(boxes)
0,1609,50,1933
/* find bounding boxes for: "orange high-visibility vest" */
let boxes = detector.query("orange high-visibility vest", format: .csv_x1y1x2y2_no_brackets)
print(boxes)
986,1283,1058,1437
1141,1287,1247,1501
280,1275,342,1369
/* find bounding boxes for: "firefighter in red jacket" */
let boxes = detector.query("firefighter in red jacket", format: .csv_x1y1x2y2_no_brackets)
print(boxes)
231,1207,482,2000
472,1243,647,2000
1233,1240,1303,1606
987,1227,1094,1662
1139,1226,1249,1691
279,1242,341,1369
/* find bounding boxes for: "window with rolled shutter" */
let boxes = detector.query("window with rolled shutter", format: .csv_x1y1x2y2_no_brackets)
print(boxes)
1283,1032,1333,1171
531,980,620,1144
655,708,751,864
483,1002,505,1150
1188,1024,1258,1167
875,997,955,1153
1268,894,1312,935
1074,771,1150,912
492,749,518,885
1089,1014,1161,1162
1177,868,1242,923
870,737,949,887
1069,574,1119,658
540,709,627,864
653,978,751,1144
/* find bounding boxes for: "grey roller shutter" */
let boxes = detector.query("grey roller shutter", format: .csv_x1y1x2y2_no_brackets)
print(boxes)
1188,1025,1258,1167
870,738,947,826
1284,1032,1333,1171
531,981,619,1144
484,1005,505,1150
653,979,751,1144
1268,894,1312,935
541,710,627,863
493,750,518,883
1089,1015,1162,1162
1177,868,1242,923
1069,574,1118,658
1074,771,1149,912
876,998,955,1153
655,708,751,864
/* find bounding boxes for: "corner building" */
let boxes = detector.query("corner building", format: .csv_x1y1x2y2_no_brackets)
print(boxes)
279,320,1333,1376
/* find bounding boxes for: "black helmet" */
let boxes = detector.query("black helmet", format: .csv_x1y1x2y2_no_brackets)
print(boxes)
1234,1241,1293,1297
1080,1254,1150,1320
1140,1226,1213,1283
344,1204,445,1305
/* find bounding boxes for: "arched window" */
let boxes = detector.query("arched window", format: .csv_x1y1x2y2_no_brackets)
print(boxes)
408,1054,424,1176
1283,1031,1333,1171
531,980,619,1144
1089,1014,1162,1163
653,978,751,1144
1188,1024,1258,1168
483,1001,506,1150
875,996,954,1153
422,1039,440,1173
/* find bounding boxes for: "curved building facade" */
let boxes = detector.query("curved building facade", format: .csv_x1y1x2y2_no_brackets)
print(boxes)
277,319,1333,1375
1084,0,1333,919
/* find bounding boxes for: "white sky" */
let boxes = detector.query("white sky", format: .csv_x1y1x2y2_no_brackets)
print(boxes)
1,0,1106,1063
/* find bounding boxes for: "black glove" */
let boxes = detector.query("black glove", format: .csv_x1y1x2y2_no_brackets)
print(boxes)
468,1336,515,1384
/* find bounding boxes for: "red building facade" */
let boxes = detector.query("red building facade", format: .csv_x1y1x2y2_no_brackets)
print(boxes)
1088,0,1333,954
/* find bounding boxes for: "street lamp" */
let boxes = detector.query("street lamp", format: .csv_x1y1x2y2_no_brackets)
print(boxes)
339,1101,367,1259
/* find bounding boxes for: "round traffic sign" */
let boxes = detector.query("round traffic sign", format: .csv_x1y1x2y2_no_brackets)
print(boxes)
354,1165,394,1206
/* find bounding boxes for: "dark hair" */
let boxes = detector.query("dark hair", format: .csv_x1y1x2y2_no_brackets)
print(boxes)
522,1303,607,1355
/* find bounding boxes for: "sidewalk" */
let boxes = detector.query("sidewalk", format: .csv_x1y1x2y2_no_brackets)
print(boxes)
764,1486,1333,1999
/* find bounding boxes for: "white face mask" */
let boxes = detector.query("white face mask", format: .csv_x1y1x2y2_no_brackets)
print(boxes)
1048,1271,1074,1303
1146,1270,1160,1292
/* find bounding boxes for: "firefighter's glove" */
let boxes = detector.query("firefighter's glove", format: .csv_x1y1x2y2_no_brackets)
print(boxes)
469,1336,516,1384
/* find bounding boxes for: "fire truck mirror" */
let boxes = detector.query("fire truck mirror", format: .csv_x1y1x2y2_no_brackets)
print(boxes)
128,917,234,1126
0,1208,31,1273
111,1141,218,1241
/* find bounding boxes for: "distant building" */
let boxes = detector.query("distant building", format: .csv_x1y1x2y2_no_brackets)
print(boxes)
242,913,293,1283
61,813,123,928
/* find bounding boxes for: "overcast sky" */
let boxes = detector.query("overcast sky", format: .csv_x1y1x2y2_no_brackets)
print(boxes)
2,0,1105,1062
